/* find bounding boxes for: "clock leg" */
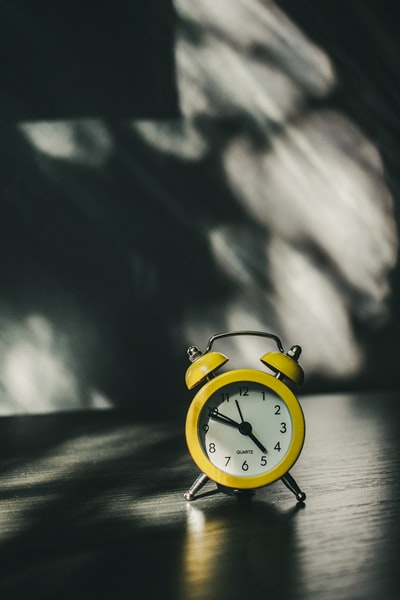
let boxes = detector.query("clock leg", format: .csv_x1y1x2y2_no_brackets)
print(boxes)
184,472,210,501
281,472,306,502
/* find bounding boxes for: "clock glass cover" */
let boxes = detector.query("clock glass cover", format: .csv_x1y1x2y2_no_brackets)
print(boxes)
199,380,293,477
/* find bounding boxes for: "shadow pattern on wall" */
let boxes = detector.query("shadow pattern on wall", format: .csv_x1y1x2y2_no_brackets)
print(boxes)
0,0,399,414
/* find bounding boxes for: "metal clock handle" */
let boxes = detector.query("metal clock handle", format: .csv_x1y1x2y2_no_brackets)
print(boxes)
184,330,306,503
205,330,285,354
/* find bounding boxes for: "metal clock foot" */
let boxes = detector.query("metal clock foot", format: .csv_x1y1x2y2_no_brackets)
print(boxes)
281,472,306,502
184,472,209,501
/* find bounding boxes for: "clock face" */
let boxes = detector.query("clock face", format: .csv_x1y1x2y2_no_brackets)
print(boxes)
198,381,293,478
185,369,305,489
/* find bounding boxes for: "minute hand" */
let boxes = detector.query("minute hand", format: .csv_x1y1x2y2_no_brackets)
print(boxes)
210,410,241,429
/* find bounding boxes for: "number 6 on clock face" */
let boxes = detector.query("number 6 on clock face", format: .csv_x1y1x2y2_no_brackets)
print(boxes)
185,369,305,490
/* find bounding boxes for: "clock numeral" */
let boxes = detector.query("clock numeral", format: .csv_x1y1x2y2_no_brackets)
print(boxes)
280,422,287,433
209,443,216,453
260,455,267,466
225,456,231,466
208,406,218,417
274,404,281,415
202,424,209,433
238,386,249,396
274,442,281,452
241,460,249,471
220,392,230,402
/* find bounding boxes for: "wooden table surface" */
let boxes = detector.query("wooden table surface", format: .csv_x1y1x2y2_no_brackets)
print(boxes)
0,391,399,599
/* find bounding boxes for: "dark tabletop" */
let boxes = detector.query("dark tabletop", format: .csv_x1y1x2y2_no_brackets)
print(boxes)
0,390,399,600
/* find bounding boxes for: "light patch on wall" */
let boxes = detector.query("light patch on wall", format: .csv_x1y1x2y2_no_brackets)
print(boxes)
140,0,336,163
0,314,113,414
175,0,335,100
89,388,114,410
221,111,397,378
132,120,208,161
177,35,305,123
174,0,398,383
208,226,257,287
18,120,113,166
0,314,81,414
267,237,364,378
224,111,397,310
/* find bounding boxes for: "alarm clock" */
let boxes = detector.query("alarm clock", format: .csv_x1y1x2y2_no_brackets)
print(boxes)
184,330,306,502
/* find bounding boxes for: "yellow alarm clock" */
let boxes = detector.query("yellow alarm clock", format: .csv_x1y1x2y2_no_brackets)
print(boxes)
184,330,306,502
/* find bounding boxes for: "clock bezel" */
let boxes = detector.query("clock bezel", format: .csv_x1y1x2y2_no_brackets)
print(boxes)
185,368,305,489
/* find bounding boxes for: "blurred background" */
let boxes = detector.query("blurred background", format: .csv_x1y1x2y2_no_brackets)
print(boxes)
0,0,399,416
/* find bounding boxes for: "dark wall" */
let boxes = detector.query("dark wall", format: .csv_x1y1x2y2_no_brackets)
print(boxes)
0,0,178,120
0,0,399,416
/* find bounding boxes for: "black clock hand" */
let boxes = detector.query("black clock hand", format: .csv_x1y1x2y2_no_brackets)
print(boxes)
235,400,267,453
246,430,267,454
235,399,245,422
210,410,241,429
213,406,268,454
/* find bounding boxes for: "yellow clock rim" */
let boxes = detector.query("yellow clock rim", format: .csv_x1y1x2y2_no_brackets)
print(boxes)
185,369,305,489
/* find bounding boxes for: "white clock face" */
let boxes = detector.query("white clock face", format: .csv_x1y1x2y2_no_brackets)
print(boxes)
198,381,293,478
